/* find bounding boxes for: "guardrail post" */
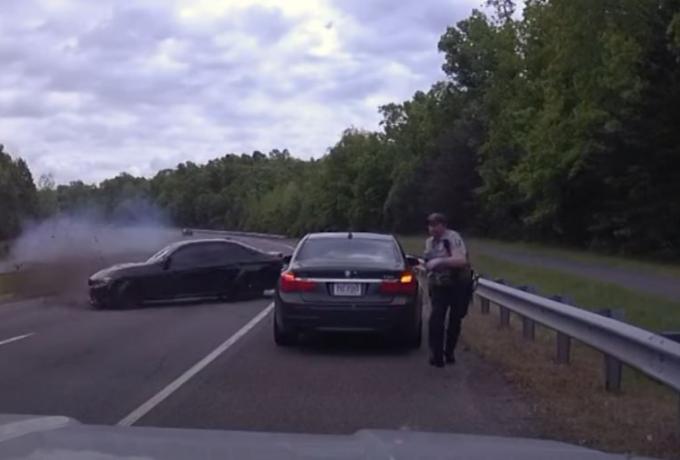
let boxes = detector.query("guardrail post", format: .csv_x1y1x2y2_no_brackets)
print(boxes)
472,293,480,309
522,317,535,341
556,333,571,364
549,295,572,364
480,297,490,315
499,306,510,327
518,286,536,341
604,353,623,392
598,308,625,392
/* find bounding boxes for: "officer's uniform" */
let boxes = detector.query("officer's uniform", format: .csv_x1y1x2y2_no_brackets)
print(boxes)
424,229,471,364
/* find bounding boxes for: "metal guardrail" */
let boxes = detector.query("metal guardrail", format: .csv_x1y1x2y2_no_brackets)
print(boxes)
184,229,287,240
475,278,680,393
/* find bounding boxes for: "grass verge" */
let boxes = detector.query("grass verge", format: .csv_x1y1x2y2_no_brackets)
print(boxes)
471,252,680,331
0,272,16,297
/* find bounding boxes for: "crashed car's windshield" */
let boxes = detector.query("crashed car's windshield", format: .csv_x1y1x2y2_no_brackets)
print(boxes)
147,247,172,263
0,0,677,459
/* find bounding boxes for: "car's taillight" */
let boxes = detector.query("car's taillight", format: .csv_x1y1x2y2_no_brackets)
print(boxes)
379,271,417,295
279,272,316,293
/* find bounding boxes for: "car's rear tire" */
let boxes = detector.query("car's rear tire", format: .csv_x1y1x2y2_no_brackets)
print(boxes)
274,316,297,346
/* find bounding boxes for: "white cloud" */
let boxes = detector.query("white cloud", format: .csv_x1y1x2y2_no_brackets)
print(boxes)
0,0,480,183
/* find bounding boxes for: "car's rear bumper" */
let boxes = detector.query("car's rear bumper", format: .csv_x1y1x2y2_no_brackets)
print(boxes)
275,295,419,334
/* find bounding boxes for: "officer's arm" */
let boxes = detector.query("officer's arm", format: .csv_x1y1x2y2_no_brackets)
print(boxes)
436,253,467,268
436,236,468,268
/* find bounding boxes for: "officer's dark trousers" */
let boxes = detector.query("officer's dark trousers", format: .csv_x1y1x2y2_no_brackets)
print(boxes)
428,283,469,360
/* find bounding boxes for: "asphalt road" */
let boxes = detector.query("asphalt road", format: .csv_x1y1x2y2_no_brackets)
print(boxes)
0,236,539,439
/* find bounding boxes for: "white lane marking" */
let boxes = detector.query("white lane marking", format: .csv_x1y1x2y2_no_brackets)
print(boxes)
117,302,275,427
0,333,34,348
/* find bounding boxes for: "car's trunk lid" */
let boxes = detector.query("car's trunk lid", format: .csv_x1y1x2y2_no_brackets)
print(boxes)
291,262,407,304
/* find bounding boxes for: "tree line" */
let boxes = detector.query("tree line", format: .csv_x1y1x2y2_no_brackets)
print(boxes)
1,0,679,257
0,144,39,242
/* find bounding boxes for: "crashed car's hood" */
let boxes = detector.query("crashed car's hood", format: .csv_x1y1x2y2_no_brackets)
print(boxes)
0,414,655,460
90,262,149,279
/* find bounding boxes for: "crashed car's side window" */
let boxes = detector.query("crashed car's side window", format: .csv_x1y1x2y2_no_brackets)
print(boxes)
218,243,258,262
171,245,206,268
171,243,258,268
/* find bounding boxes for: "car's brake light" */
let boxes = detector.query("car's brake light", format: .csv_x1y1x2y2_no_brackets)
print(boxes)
279,271,316,293
380,271,417,295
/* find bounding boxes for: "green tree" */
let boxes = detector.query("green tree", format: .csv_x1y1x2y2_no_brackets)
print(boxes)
0,144,39,240
36,174,58,218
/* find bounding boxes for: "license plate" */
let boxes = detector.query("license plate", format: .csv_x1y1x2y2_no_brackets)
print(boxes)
332,283,362,297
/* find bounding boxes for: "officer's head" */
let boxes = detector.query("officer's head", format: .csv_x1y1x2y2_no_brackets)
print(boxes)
426,212,447,238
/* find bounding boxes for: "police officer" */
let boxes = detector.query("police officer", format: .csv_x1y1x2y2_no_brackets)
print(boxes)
423,213,472,368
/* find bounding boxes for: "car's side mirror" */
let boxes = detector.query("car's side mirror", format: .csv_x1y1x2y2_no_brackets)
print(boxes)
282,255,292,265
406,255,421,267
162,258,172,270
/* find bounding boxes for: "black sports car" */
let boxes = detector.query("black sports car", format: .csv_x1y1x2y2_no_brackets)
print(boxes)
89,239,284,309
274,232,423,347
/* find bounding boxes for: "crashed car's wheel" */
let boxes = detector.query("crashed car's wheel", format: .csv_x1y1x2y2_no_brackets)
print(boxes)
274,316,297,346
114,281,139,310
230,282,264,301
247,288,266,299
90,298,112,310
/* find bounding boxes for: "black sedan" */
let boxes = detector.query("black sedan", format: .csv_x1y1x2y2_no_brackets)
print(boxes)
89,239,284,309
274,232,422,348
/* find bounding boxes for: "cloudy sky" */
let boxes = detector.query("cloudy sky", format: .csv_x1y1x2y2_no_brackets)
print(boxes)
1,0,482,183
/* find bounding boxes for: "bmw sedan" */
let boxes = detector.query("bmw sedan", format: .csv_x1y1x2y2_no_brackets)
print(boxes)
273,232,422,347
89,238,284,309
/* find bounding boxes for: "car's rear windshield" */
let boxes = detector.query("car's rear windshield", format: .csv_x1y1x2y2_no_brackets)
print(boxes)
296,237,401,265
